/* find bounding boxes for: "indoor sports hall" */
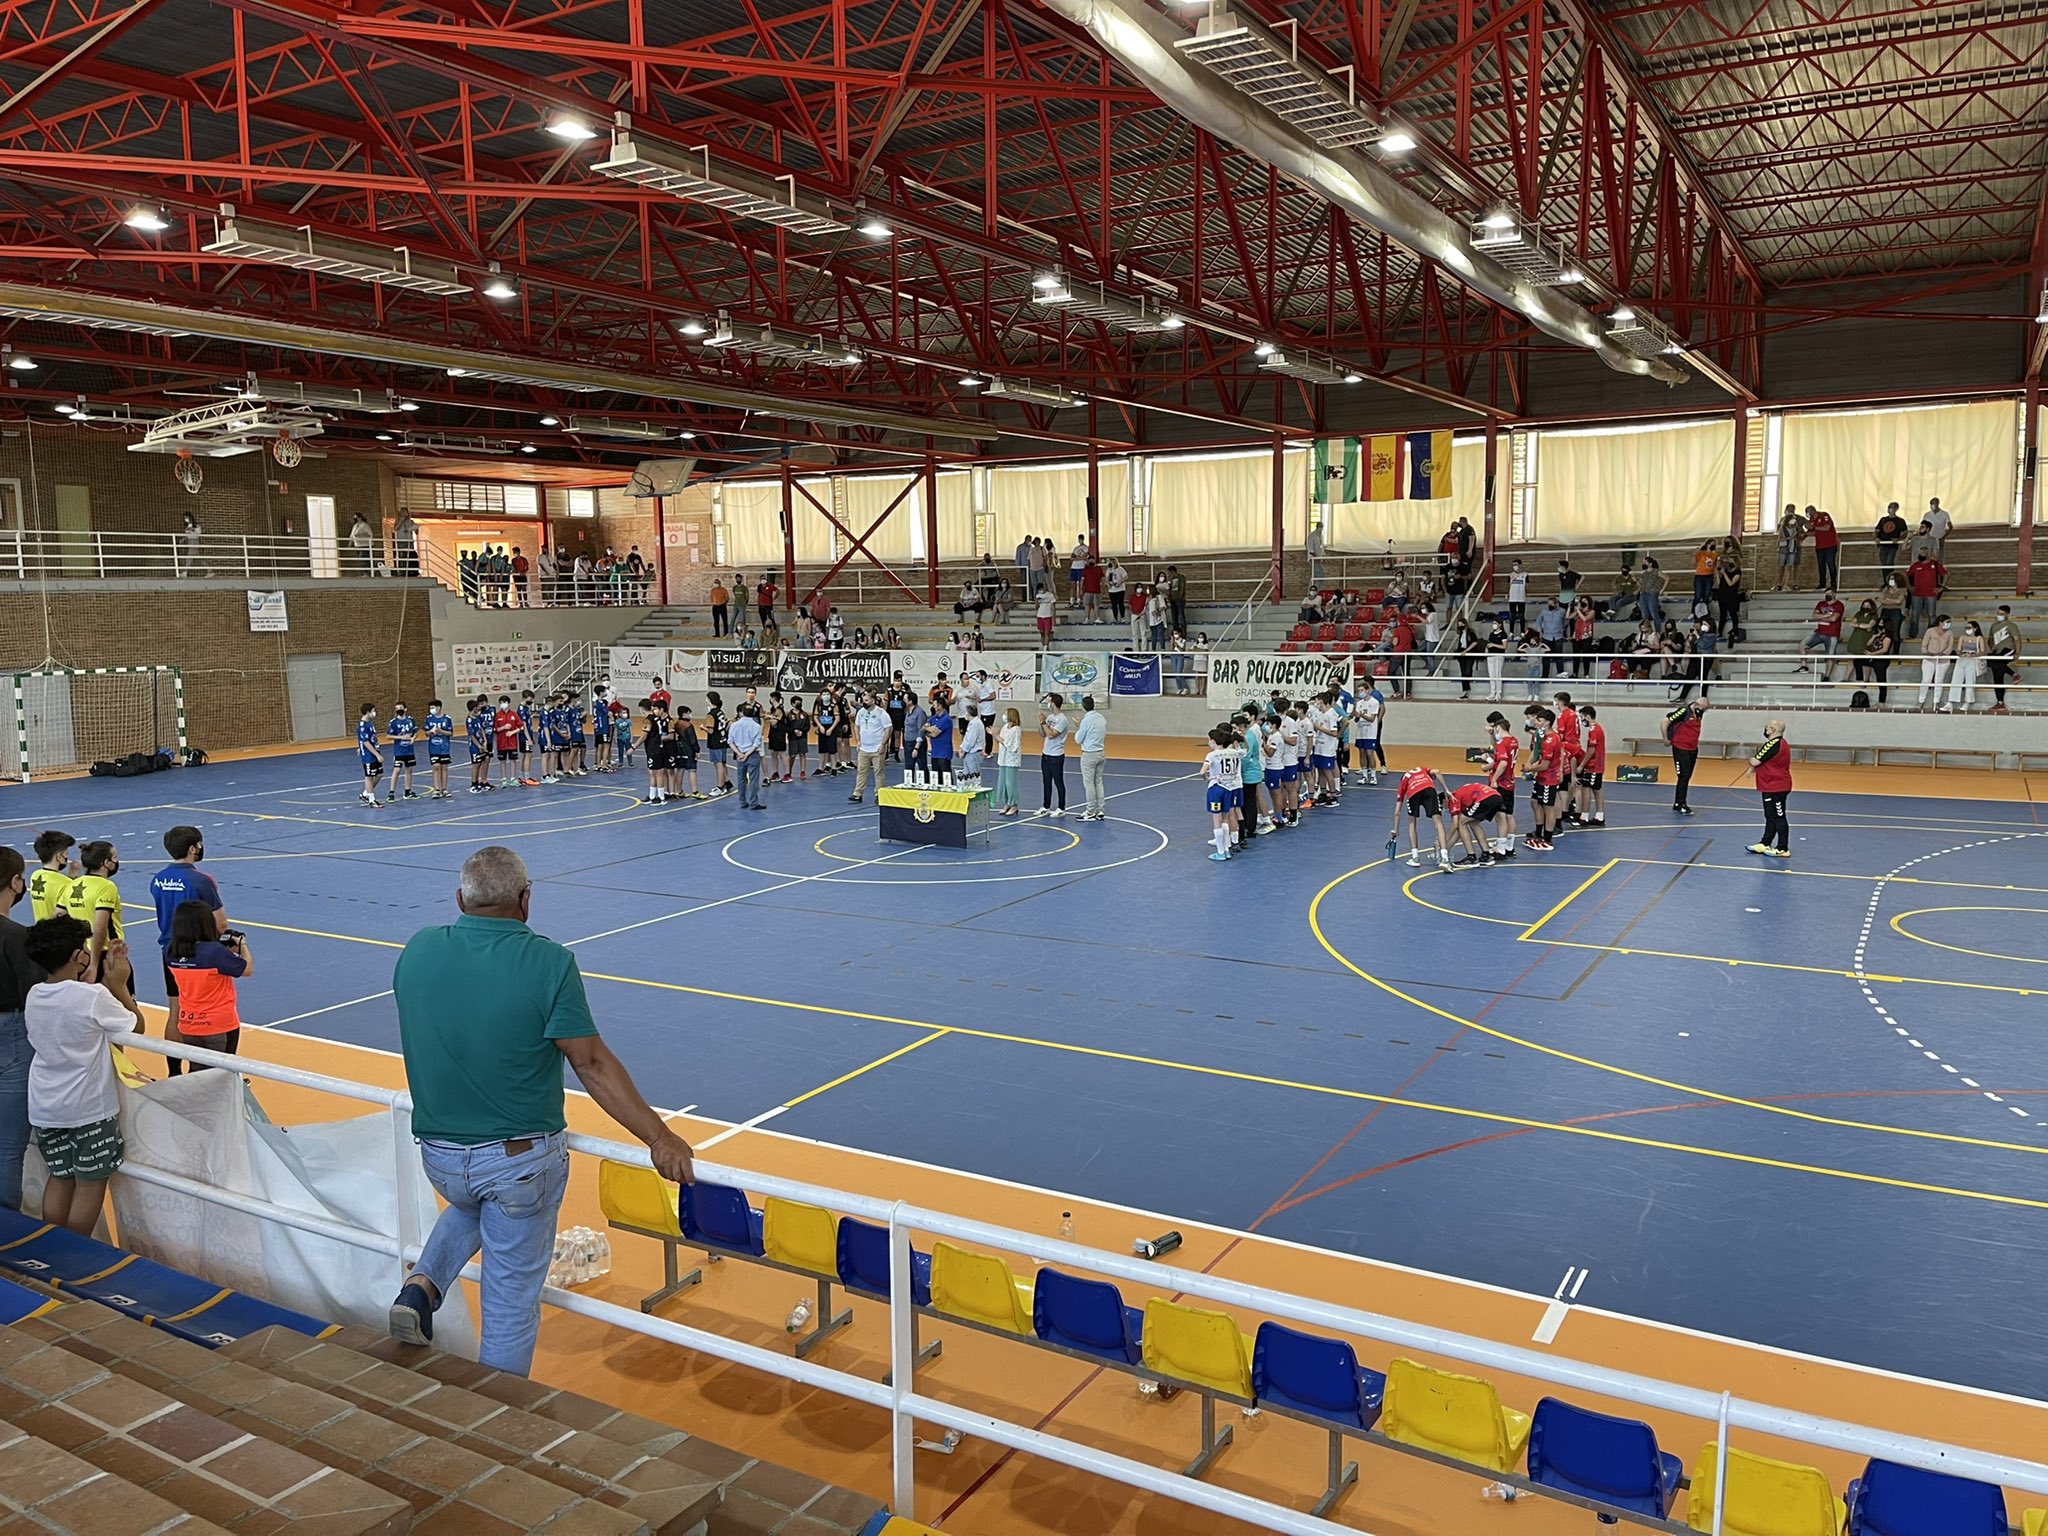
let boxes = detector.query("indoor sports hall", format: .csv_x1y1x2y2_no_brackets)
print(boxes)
2,0,2048,1532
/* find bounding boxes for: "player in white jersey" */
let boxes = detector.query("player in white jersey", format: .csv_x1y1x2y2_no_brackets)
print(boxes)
1353,688,1384,785
1202,725,1240,862
1307,691,1342,805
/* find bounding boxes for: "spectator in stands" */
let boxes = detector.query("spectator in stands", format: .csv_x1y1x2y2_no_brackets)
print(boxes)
349,512,375,576
1846,598,1879,665
1713,556,1746,641
1672,618,1717,701
180,513,205,578
1872,503,1908,584
1507,559,1528,631
1555,558,1579,607
1034,584,1057,647
1026,536,1048,595
1306,522,1326,588
387,847,693,1374
1877,571,1907,647
1166,566,1188,633
149,826,225,1073
1691,541,1717,612
1068,536,1088,610
1906,518,1941,567
571,552,593,605
1105,558,1128,622
1796,590,1845,676
1080,555,1103,621
1774,505,1808,591
1484,615,1511,701
0,847,38,1213
1145,586,1169,649
1536,596,1567,675
1946,620,1986,713
1917,615,1954,709
1568,598,1596,679
532,546,556,606
708,575,731,636
1854,623,1894,706
509,548,528,608
164,901,249,1069
1906,551,1944,637
1986,605,2022,715
394,513,419,579
1453,619,1484,698
1809,507,1840,591
758,574,780,626
1925,496,1952,558
1015,535,1032,594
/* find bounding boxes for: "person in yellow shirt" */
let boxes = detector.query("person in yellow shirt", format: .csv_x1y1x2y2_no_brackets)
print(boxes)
58,841,121,980
28,831,78,922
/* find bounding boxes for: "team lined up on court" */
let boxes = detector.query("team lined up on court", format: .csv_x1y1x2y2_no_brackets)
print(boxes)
1199,685,1797,867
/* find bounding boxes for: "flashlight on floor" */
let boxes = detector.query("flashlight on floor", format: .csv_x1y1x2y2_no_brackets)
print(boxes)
1133,1230,1183,1260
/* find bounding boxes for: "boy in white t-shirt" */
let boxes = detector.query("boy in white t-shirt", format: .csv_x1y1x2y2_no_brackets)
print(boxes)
1353,688,1384,785
1202,726,1240,862
25,914,143,1235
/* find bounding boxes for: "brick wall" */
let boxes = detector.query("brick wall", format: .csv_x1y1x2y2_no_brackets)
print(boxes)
0,583,434,751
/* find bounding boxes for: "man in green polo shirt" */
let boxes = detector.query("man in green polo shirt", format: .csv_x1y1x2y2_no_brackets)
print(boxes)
387,845,693,1375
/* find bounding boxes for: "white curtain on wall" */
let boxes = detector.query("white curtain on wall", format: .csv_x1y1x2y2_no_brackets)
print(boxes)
1147,450,1303,555
988,461,1129,546
1322,438,1490,551
1781,400,2016,527
1538,419,1734,540
840,474,918,563
719,482,784,569
935,471,974,559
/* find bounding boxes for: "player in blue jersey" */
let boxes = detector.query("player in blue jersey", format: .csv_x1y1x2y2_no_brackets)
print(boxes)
386,703,419,802
518,690,540,784
591,685,614,773
567,694,589,776
540,693,565,782
356,704,384,808
423,699,453,798
465,697,491,793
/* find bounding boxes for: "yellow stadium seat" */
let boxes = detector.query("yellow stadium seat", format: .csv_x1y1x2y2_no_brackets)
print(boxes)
598,1159,680,1235
762,1198,839,1280
1381,1357,1532,1474
1686,1443,1847,1536
2023,1510,2046,1536
1140,1299,1254,1399
929,1240,1034,1335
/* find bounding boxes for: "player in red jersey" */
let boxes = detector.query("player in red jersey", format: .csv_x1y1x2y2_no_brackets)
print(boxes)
1527,707,1563,850
491,695,523,789
1388,765,1453,871
1577,704,1607,828
1484,712,1521,857
1444,779,1505,867
1551,691,1584,826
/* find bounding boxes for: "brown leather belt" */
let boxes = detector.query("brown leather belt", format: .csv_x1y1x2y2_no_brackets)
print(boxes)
504,1138,535,1155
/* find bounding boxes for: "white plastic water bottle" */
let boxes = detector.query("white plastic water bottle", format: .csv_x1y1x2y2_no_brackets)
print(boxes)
1480,1482,1519,1502
1058,1212,1075,1242
592,1233,612,1278
1136,1379,1161,1399
786,1297,813,1333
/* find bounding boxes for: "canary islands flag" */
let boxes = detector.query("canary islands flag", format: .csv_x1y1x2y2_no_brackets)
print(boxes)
1366,436,1404,502
1313,437,1359,504
1406,430,1452,500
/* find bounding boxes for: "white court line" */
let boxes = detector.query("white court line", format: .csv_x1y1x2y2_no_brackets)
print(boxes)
696,1105,788,1151
1532,1264,1580,1344
264,990,396,1029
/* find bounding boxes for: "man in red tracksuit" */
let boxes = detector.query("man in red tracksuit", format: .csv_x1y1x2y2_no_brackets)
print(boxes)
1748,719,1794,859
491,695,523,789
1666,698,1706,816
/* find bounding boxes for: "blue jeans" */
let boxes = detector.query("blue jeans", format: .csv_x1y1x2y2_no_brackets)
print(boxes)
737,754,764,807
413,1132,569,1375
0,1013,28,1212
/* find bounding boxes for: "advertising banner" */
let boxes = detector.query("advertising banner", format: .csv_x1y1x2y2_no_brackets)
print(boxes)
1206,652,1351,709
452,640,553,697
890,649,1040,701
772,649,893,694
704,648,774,688
245,591,289,632
664,650,709,694
607,646,665,701
1038,650,1109,702
1109,654,1161,696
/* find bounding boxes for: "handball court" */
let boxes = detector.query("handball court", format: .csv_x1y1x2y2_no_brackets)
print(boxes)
8,740,2048,1534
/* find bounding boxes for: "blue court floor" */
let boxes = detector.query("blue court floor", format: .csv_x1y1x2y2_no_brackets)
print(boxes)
7,750,2046,1400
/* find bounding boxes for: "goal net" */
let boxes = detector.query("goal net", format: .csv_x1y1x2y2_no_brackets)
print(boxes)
9,667,187,782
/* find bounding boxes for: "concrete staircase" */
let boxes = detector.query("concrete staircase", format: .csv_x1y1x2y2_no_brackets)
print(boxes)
0,1297,884,1536
826,597,1298,652
614,607,701,650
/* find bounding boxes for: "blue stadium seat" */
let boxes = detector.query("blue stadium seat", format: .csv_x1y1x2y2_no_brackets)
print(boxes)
835,1218,932,1307
1527,1397,1683,1520
0,1209,129,1289
1032,1269,1142,1365
155,1290,338,1349
679,1181,764,1257
1845,1457,2007,1536
0,1274,58,1324
1251,1321,1386,1430
61,1255,219,1322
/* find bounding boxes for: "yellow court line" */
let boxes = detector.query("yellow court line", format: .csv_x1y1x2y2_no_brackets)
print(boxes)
1522,937,2043,996
780,1029,952,1110
1309,863,2048,1161
1888,907,2048,968
1612,857,2048,895
1401,872,1527,927
1517,859,1618,941
571,968,2048,1213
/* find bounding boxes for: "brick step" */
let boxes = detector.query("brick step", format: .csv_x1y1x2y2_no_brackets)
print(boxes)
318,1326,883,1536
0,1422,233,1536
0,1308,409,1535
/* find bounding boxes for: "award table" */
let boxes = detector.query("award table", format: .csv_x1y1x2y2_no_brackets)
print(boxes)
877,778,992,848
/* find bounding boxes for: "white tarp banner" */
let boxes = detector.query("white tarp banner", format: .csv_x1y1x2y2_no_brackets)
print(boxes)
664,649,710,694
1207,651,1350,708
892,648,1040,701
97,1070,480,1358
607,646,665,701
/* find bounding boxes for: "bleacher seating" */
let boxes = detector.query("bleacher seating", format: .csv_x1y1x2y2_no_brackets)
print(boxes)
1688,1442,1846,1536
0,1207,332,1347
0,1272,57,1325
593,1186,2048,1531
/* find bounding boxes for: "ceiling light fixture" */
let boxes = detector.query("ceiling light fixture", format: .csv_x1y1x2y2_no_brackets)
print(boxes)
445,366,468,376
397,400,419,412
204,205,470,296
855,216,892,239
482,265,518,300
983,377,1078,407
2038,283,2048,324
538,414,560,427
125,207,170,233
1172,7,1382,151
1376,129,1417,154
1609,306,1635,323
1031,273,1064,291
1032,274,1183,334
54,402,77,415
520,443,537,454
676,319,708,337
1258,350,1357,385
1161,314,1186,330
0,300,187,337
1253,341,1278,357
547,116,598,142
959,375,984,387
565,415,676,442
595,125,848,235
375,432,394,441
1470,213,1584,287
700,312,865,367
3,348,34,371
677,430,697,440
1605,305,1686,361
232,374,400,412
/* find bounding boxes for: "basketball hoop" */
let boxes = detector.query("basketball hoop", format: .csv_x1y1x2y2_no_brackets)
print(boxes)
272,430,303,468
173,449,203,495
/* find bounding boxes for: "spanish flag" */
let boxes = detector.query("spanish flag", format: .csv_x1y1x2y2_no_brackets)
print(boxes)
1406,430,1452,500
1366,436,1404,502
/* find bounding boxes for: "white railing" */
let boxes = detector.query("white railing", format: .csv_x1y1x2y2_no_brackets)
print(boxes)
0,527,411,582
108,1032,2048,1536
1209,574,1275,651
417,541,655,611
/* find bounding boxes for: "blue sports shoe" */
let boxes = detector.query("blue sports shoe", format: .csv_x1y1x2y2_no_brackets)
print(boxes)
387,1278,435,1346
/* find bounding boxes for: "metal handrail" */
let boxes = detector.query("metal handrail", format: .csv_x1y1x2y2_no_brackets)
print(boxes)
1208,573,1274,650
106,1031,2048,1536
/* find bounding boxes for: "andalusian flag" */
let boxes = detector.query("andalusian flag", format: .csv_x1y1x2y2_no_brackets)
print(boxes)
1313,437,1360,504
1366,436,1404,502
1407,430,1453,500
